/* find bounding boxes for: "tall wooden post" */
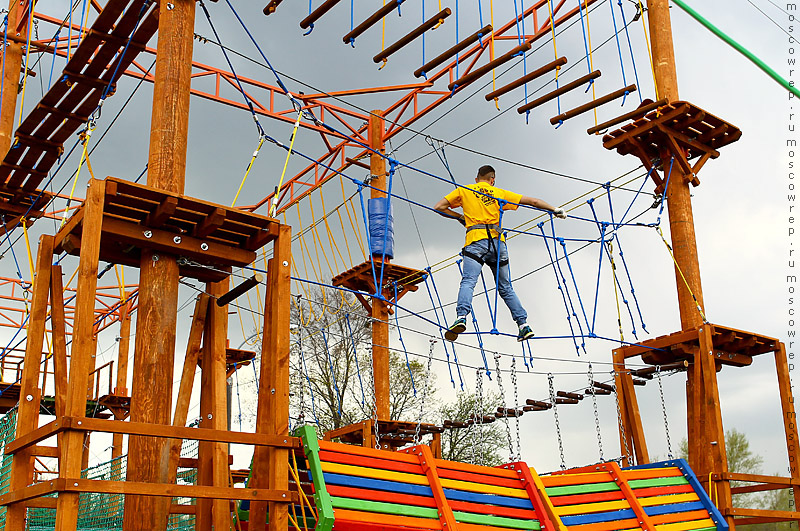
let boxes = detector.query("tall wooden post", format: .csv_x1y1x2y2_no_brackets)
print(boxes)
111,294,132,461
0,0,29,156
646,1,728,521
369,111,391,421
123,0,195,529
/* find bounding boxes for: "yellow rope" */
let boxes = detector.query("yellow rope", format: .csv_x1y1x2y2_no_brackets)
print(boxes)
271,113,303,217
113,265,126,304
656,226,708,323
319,188,346,272
583,0,598,126
335,180,354,267
340,175,366,259
62,125,94,226
545,0,560,81
638,0,658,100
80,0,91,40
65,265,79,290
290,449,318,521
607,241,624,343
379,0,388,70
307,196,333,281
489,0,499,110
232,135,266,207
295,205,321,281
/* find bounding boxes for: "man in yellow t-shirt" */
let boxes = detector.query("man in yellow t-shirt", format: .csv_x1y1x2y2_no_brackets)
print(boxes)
433,165,566,342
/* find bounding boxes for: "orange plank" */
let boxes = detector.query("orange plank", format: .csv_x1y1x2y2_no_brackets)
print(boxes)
320,440,421,464
334,508,441,530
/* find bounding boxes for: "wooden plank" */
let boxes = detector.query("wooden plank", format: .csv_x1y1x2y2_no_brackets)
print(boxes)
331,495,439,518
605,461,656,531
318,449,424,475
4,234,53,529
775,342,800,507
453,509,541,529
510,461,564,531
417,444,459,531
544,482,620,496
333,508,442,530
296,425,335,531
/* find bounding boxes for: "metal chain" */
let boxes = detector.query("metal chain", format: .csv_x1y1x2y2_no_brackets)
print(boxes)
511,357,521,462
612,370,632,465
588,364,604,462
414,339,436,445
548,373,566,470
494,354,515,463
656,366,674,458
474,369,484,465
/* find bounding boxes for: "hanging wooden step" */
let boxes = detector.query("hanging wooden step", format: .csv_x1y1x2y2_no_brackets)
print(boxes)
299,0,345,29
587,97,668,135
549,84,636,125
484,56,567,101
517,70,600,114
263,0,283,15
447,41,532,91
373,8,451,64
413,24,492,78
343,0,404,44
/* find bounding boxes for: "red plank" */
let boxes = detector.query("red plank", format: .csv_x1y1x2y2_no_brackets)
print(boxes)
319,450,423,475
550,490,625,507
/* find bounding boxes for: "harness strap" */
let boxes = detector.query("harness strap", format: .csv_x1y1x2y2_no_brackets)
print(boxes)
461,246,509,268
466,223,500,233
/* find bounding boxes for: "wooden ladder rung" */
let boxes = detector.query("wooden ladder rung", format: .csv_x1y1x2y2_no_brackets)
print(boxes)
587,97,669,135
299,0,345,29
485,56,567,101
517,70,601,114
263,0,283,15
373,8,450,64
343,0,402,44
413,24,492,78
549,84,637,125
448,41,532,91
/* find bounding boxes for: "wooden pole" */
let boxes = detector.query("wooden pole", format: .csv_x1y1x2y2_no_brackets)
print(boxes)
4,235,53,530
369,111,391,422
646,0,705,330
111,294,133,461
0,0,29,156
123,0,195,529
775,343,800,508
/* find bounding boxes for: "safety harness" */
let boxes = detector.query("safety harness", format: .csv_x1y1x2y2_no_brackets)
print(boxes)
462,224,509,268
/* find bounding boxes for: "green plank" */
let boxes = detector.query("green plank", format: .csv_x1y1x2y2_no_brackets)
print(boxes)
545,481,620,496
454,510,541,530
331,496,439,519
628,476,689,489
297,425,335,531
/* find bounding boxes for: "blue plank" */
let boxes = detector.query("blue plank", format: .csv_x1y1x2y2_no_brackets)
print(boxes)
625,459,729,531
442,488,534,509
560,509,636,526
323,472,434,497
645,501,706,516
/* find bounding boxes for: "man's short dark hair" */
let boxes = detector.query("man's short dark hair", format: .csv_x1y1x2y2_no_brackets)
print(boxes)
477,165,495,179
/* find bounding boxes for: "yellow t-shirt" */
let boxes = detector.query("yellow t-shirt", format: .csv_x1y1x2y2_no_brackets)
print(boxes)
444,183,522,246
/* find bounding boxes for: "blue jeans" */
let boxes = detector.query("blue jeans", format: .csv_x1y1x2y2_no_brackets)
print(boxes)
456,238,527,325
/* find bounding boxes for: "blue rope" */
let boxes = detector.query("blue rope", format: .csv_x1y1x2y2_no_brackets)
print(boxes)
559,236,591,335
47,30,59,91
608,0,627,88
477,268,496,330
355,184,381,301
427,270,464,389
0,15,8,117
618,166,654,225
456,259,492,378
603,185,639,336
320,328,343,416
1,217,29,292
655,158,675,226
576,0,594,92
490,205,507,333
393,283,417,395
199,0,265,136
617,0,642,103
423,274,455,387
589,221,607,334
537,223,580,354
344,313,367,405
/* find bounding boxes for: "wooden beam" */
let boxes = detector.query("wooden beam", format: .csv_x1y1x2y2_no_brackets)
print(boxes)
4,234,53,530
775,342,800,507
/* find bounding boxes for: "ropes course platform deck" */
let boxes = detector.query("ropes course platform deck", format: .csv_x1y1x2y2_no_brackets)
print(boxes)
601,102,741,192
614,323,778,367
332,258,426,311
53,177,280,283
291,425,728,531
0,0,157,231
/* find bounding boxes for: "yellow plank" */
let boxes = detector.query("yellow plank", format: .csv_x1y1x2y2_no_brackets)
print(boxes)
320,461,428,486
440,477,529,499
655,518,715,531
541,472,612,487
555,499,631,516
639,493,699,507
620,467,683,481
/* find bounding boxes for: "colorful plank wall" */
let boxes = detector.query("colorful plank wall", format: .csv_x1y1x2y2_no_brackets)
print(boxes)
542,460,727,531
295,426,727,531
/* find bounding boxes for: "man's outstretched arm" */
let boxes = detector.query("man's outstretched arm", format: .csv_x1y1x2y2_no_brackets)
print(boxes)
519,196,566,218
434,197,466,225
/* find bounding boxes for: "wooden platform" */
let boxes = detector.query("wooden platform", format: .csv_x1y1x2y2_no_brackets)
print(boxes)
54,177,280,282
602,101,741,192
332,259,426,312
616,323,778,367
197,347,257,377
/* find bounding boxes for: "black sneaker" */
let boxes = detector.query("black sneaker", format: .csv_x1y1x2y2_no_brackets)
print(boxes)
445,317,467,342
517,325,535,342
